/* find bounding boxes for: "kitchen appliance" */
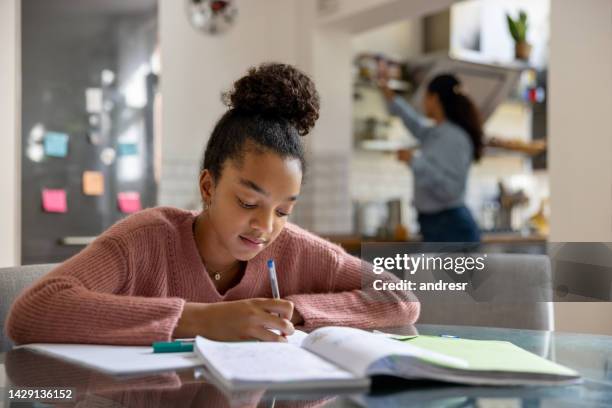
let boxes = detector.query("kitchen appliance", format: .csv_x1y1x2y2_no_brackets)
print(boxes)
406,52,524,122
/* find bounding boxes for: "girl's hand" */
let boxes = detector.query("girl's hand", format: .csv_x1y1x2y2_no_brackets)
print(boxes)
377,78,395,102
173,299,295,342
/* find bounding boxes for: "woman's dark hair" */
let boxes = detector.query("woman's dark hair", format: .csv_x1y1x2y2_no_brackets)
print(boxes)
202,63,320,181
427,74,484,161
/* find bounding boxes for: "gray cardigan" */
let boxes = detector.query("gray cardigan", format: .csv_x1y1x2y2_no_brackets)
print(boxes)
388,96,473,214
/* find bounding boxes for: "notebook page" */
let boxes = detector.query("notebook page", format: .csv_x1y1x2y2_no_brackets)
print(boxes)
286,329,309,346
194,336,356,383
301,327,468,377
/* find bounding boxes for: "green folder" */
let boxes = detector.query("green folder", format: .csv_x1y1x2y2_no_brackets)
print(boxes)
393,335,580,382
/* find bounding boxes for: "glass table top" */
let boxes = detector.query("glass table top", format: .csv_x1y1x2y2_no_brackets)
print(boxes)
2,324,612,407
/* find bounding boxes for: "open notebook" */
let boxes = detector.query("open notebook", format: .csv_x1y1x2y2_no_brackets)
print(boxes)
195,327,581,391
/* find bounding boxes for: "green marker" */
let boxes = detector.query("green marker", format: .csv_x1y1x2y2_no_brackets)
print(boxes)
152,340,194,353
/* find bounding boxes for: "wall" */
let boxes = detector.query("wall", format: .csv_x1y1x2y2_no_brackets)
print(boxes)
0,0,20,267
549,0,612,334
158,0,300,209
352,19,422,60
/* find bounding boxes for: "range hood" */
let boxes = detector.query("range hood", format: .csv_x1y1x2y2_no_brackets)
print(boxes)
406,52,527,122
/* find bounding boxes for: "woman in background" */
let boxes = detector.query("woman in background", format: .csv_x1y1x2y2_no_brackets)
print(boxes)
381,74,483,243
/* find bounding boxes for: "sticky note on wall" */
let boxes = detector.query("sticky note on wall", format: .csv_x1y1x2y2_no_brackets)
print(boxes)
83,171,104,196
85,88,103,113
118,143,138,156
44,131,69,158
42,189,67,213
118,192,141,213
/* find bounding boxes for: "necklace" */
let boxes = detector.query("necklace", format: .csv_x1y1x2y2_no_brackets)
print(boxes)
192,217,238,281
204,262,238,281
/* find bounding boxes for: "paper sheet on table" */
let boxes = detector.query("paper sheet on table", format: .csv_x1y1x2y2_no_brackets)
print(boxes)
20,343,203,376
19,331,309,377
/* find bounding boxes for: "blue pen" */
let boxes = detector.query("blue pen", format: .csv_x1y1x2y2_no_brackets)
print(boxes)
267,259,286,338
267,259,281,300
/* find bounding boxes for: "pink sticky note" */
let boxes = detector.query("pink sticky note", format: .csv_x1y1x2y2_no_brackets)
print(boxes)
118,191,141,213
42,189,67,213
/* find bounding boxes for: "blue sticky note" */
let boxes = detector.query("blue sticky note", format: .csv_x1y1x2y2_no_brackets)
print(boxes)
118,143,138,156
44,132,69,158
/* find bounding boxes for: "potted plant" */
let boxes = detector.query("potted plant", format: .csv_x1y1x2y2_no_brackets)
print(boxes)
506,10,531,61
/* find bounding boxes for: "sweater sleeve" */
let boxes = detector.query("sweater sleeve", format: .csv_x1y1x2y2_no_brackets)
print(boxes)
5,236,185,346
410,130,471,203
286,248,420,330
387,96,430,142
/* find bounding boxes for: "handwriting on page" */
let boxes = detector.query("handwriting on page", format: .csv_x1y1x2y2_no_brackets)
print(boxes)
198,340,354,382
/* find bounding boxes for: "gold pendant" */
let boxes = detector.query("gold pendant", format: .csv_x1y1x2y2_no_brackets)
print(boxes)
214,273,221,281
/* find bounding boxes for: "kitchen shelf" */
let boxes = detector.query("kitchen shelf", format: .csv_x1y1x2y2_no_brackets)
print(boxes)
356,139,415,152
354,139,545,160
354,78,411,92
484,138,547,157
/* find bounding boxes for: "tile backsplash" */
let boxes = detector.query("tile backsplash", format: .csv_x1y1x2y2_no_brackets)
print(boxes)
157,152,548,237
290,152,353,234
158,158,201,210
158,154,355,235
350,151,549,236
351,150,417,233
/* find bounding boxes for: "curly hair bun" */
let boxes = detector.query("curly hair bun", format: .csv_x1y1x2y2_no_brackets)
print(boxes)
225,63,320,136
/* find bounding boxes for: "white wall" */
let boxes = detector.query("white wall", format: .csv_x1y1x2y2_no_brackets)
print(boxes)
158,0,356,233
352,19,422,61
549,0,612,334
159,0,299,163
158,0,301,210
0,0,20,267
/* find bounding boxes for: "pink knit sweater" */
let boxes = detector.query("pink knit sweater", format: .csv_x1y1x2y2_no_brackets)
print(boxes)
6,207,419,345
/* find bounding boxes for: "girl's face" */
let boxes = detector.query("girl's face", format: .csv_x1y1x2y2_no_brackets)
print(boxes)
200,148,302,261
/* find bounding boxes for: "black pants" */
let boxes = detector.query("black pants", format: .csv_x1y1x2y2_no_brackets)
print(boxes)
418,206,481,243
